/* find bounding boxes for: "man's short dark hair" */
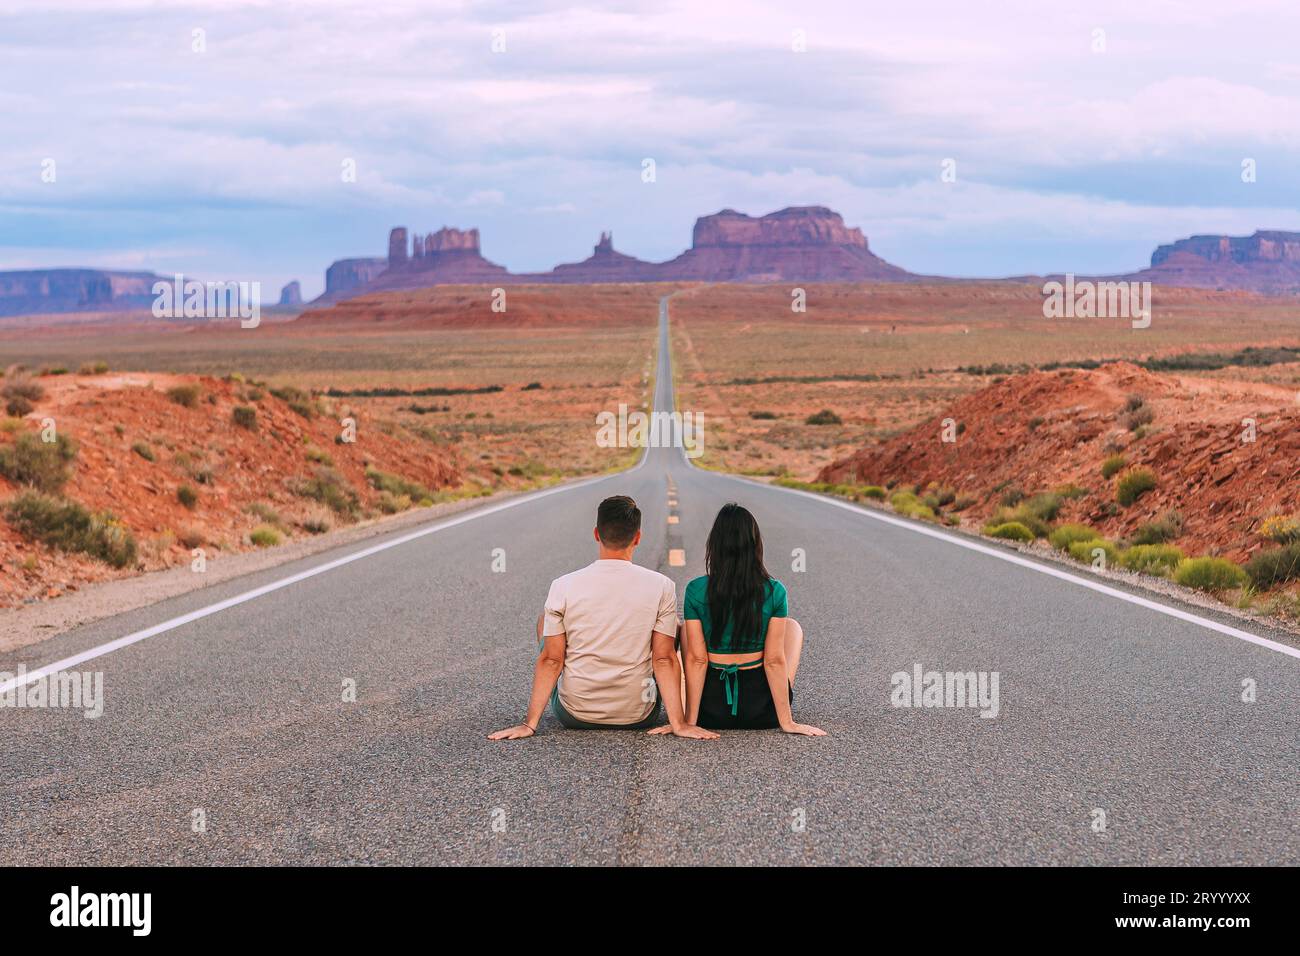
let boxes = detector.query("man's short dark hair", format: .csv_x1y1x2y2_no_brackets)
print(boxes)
596,495,641,548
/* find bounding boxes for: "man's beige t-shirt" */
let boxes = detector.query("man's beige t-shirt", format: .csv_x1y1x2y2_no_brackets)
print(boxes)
543,559,678,725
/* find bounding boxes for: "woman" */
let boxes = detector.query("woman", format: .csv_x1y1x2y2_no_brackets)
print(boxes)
680,503,826,735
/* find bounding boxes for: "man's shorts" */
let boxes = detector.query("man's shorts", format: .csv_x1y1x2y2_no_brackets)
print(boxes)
549,684,662,730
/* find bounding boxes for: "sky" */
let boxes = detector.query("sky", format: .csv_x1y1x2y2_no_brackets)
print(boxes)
2,0,1299,299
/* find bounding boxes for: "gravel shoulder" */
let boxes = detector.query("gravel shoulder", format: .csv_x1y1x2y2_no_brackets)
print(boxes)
0,484,553,655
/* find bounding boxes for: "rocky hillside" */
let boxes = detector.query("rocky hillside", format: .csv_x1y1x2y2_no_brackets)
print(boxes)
0,369,461,607
818,362,1300,563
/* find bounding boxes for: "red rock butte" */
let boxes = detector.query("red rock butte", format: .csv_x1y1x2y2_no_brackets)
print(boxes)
314,205,917,302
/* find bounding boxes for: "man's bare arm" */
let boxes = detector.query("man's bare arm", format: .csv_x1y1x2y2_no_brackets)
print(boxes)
488,634,565,740
649,631,718,739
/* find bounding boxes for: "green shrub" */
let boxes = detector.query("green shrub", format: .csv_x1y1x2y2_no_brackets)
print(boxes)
858,485,886,500
177,484,199,509
950,494,977,512
249,524,281,547
1101,455,1126,479
131,440,155,462
1048,523,1098,550
805,409,842,426
1131,511,1183,545
1257,514,1300,545
166,384,202,408
295,466,359,517
1174,557,1248,592
1116,468,1156,506
365,466,432,502
985,521,1034,542
1244,541,1300,589
1020,491,1063,523
5,491,137,567
0,432,78,492
1120,544,1185,576
232,405,257,430
78,361,110,375
1067,538,1120,566
749,410,778,420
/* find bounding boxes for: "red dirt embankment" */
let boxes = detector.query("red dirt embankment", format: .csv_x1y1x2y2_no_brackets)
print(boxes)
0,372,460,607
818,362,1300,562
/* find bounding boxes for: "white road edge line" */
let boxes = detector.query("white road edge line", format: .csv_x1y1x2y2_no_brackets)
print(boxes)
0,457,647,695
715,469,1300,661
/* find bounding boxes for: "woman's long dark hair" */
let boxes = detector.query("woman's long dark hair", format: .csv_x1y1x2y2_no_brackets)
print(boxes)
705,503,771,649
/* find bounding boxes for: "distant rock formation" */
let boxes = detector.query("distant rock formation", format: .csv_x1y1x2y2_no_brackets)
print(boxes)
545,231,661,282
278,281,302,306
1133,230,1300,294
0,269,163,317
323,258,386,300
654,206,912,282
312,206,918,303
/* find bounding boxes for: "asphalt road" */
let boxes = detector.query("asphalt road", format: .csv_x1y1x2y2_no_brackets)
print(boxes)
1,297,1297,865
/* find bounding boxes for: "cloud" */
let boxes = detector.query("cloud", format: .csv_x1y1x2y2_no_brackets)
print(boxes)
1,0,1298,295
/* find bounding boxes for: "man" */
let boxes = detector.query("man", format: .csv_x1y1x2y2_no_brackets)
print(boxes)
488,495,718,740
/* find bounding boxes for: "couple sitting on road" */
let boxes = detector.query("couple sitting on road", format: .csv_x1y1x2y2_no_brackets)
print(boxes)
489,495,827,740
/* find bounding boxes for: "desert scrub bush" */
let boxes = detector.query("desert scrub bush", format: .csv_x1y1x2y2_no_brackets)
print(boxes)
5,492,137,568
294,466,359,518
377,490,412,514
923,485,957,508
298,511,332,535
1066,538,1120,566
246,502,283,526
2,374,45,416
1120,544,1185,576
1174,556,1248,592
1257,514,1300,545
365,466,432,501
1123,395,1155,431
858,485,886,500
304,445,334,466
1116,468,1156,506
1048,524,1099,550
804,409,842,426
78,361,109,375
984,521,1034,542
176,484,199,509
1020,491,1063,523
231,405,257,430
1100,455,1126,479
249,524,282,547
131,440,155,462
271,385,315,419
988,504,1051,538
749,410,778,420
1244,541,1300,589
166,384,202,408
0,432,78,492
1131,511,1183,545
1,417,22,433
1055,483,1088,500
950,494,977,512
998,485,1025,507
177,525,205,549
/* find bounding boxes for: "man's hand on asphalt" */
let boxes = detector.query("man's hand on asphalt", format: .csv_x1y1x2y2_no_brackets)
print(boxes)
488,724,536,740
646,723,720,739
779,722,827,736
